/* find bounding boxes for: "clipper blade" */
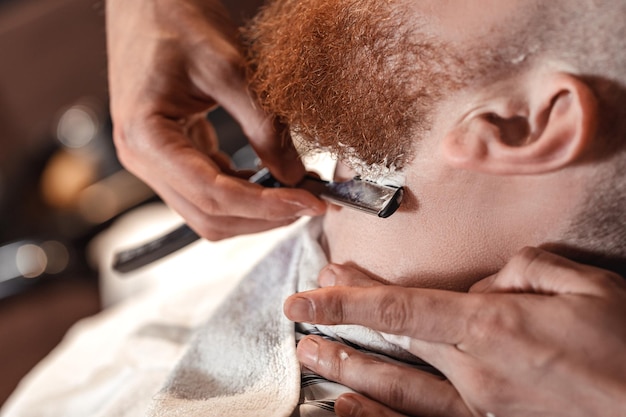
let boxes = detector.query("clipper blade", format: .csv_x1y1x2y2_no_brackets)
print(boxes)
251,168,404,218
299,176,403,218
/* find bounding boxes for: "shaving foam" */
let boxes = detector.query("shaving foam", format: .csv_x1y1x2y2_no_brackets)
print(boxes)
290,127,406,187
343,153,406,187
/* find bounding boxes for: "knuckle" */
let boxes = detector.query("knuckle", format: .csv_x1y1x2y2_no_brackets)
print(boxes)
112,115,140,146
377,376,410,411
466,299,522,342
197,184,224,216
111,116,155,171
375,291,411,333
363,360,428,415
199,194,221,216
320,346,348,382
111,122,136,168
192,220,229,242
324,291,348,324
200,230,229,242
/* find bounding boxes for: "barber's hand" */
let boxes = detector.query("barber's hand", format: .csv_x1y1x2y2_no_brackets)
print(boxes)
284,248,626,417
106,0,326,240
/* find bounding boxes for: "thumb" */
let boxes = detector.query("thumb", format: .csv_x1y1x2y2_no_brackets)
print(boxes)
213,67,306,185
470,246,624,296
191,32,307,186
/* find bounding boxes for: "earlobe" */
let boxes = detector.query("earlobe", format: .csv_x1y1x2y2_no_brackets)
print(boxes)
442,73,598,175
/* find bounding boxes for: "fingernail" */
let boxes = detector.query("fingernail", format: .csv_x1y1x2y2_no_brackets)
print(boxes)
285,296,315,322
469,274,496,293
297,337,319,366
318,265,337,287
335,395,362,416
296,207,323,217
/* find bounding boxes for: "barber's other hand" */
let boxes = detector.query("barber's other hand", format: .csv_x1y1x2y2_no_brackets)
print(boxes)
106,0,325,240
285,248,626,417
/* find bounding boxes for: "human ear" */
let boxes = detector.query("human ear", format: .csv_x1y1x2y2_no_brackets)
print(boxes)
441,73,598,175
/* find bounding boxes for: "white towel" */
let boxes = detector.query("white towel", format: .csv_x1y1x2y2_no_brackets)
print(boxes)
149,218,424,417
147,225,310,417
2,217,423,417
0,220,306,417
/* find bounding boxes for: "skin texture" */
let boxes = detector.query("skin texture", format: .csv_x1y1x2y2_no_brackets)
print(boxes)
285,248,626,417
106,0,327,241
244,0,597,289
246,0,626,415
243,0,465,176
107,0,626,415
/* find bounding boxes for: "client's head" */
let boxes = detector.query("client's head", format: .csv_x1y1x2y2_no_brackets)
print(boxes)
244,0,626,290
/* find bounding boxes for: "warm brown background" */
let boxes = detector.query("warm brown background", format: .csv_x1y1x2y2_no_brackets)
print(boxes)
0,0,262,406
0,0,108,188
0,0,107,405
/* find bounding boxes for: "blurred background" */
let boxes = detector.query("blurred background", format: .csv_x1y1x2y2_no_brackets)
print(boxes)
0,0,258,405
0,0,108,405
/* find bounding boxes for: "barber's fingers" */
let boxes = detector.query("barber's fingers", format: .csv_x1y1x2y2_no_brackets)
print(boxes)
318,264,386,288
154,181,296,240
285,286,475,345
297,336,471,417
470,247,625,296
192,39,306,186
224,92,305,187
186,116,243,176
185,115,220,156
117,116,326,222
335,394,410,417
